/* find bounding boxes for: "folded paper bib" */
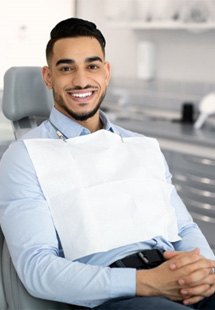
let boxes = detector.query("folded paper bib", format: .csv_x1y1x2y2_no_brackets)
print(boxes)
24,130,180,260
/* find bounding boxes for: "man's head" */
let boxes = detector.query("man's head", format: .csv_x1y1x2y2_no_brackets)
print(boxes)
46,18,106,64
42,18,110,131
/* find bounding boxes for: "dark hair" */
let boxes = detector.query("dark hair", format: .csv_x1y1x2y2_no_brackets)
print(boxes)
46,17,106,62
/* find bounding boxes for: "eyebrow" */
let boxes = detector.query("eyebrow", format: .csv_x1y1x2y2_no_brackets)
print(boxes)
56,56,103,66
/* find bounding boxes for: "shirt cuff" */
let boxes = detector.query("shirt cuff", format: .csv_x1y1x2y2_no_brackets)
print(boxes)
110,268,136,298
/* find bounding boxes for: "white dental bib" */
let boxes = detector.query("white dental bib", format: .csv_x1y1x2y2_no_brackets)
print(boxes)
24,130,180,260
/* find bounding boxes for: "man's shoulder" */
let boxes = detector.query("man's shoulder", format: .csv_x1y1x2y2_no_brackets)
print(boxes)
111,123,143,138
21,121,50,139
1,139,30,165
111,123,161,150
0,121,49,168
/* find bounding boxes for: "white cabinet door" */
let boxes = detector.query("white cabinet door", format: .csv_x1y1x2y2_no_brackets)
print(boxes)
0,0,75,89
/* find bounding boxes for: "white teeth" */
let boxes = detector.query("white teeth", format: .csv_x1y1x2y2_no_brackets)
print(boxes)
72,92,92,98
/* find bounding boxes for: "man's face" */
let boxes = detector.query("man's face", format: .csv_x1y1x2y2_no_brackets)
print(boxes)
43,37,110,123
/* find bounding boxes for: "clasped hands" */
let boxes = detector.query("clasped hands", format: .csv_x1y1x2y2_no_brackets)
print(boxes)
136,248,215,305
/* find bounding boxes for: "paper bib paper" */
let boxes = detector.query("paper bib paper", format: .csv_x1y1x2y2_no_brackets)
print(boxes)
24,130,180,260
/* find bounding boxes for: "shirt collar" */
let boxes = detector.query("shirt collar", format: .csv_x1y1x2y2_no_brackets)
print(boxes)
48,107,115,139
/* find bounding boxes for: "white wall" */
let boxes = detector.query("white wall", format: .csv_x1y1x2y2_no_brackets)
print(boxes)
0,0,75,89
76,0,215,84
136,29,215,83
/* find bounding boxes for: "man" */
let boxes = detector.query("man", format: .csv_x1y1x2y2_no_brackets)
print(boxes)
0,18,215,310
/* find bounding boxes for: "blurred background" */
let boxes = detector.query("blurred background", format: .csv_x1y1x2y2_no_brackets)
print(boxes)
1,0,215,85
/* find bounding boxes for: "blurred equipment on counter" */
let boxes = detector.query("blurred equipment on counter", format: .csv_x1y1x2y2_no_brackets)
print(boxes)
104,0,134,21
180,0,209,23
172,102,195,124
181,102,195,124
137,41,156,80
194,93,215,129
134,0,215,23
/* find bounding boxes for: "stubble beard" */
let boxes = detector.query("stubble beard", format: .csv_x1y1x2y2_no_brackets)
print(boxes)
52,89,106,122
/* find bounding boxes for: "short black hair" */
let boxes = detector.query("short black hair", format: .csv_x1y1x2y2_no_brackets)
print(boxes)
46,17,106,62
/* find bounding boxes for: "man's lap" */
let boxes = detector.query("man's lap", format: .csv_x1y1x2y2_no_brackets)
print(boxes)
93,294,215,310
94,296,188,310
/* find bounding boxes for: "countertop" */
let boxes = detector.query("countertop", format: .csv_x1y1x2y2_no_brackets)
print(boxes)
102,101,215,159
116,117,215,160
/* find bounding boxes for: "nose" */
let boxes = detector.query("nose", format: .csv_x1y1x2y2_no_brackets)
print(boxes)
72,68,89,88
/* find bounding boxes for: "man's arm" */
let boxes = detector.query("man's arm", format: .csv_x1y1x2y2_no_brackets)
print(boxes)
0,141,135,307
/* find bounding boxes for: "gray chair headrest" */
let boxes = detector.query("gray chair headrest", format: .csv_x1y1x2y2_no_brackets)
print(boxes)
2,67,53,121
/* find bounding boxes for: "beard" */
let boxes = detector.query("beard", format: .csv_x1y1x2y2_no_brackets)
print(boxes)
52,88,106,122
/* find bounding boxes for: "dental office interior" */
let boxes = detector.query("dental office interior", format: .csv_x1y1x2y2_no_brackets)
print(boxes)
0,0,215,253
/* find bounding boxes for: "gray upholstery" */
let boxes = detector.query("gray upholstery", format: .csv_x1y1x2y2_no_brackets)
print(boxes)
2,67,53,139
2,66,52,121
0,67,72,309
1,236,71,310
0,229,7,310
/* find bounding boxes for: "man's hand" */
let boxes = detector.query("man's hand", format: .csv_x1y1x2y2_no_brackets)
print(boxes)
163,249,215,305
136,258,195,301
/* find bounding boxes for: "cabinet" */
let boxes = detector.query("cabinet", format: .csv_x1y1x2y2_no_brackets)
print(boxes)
163,149,215,252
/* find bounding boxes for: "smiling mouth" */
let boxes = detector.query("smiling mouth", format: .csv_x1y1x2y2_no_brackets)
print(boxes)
67,90,97,101
70,91,93,98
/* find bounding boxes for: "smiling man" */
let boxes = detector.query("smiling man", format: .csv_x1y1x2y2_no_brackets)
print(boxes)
43,21,110,132
0,18,215,310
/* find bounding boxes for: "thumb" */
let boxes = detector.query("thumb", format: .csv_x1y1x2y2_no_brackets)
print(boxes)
163,251,178,260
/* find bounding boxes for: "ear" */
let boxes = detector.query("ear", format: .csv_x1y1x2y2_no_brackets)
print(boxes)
104,62,111,86
42,66,52,89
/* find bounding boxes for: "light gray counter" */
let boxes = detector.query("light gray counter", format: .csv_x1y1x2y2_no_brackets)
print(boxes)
113,116,215,159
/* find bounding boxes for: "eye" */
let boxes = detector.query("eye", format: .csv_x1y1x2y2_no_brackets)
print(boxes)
59,66,73,73
88,64,99,70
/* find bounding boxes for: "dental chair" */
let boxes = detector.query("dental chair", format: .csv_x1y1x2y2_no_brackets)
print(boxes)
2,66,53,139
0,67,72,309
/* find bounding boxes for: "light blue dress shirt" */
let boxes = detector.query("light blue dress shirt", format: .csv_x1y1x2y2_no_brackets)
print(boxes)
0,107,214,308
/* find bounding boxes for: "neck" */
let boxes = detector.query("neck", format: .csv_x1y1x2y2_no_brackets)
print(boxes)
55,106,103,133
78,117,103,133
